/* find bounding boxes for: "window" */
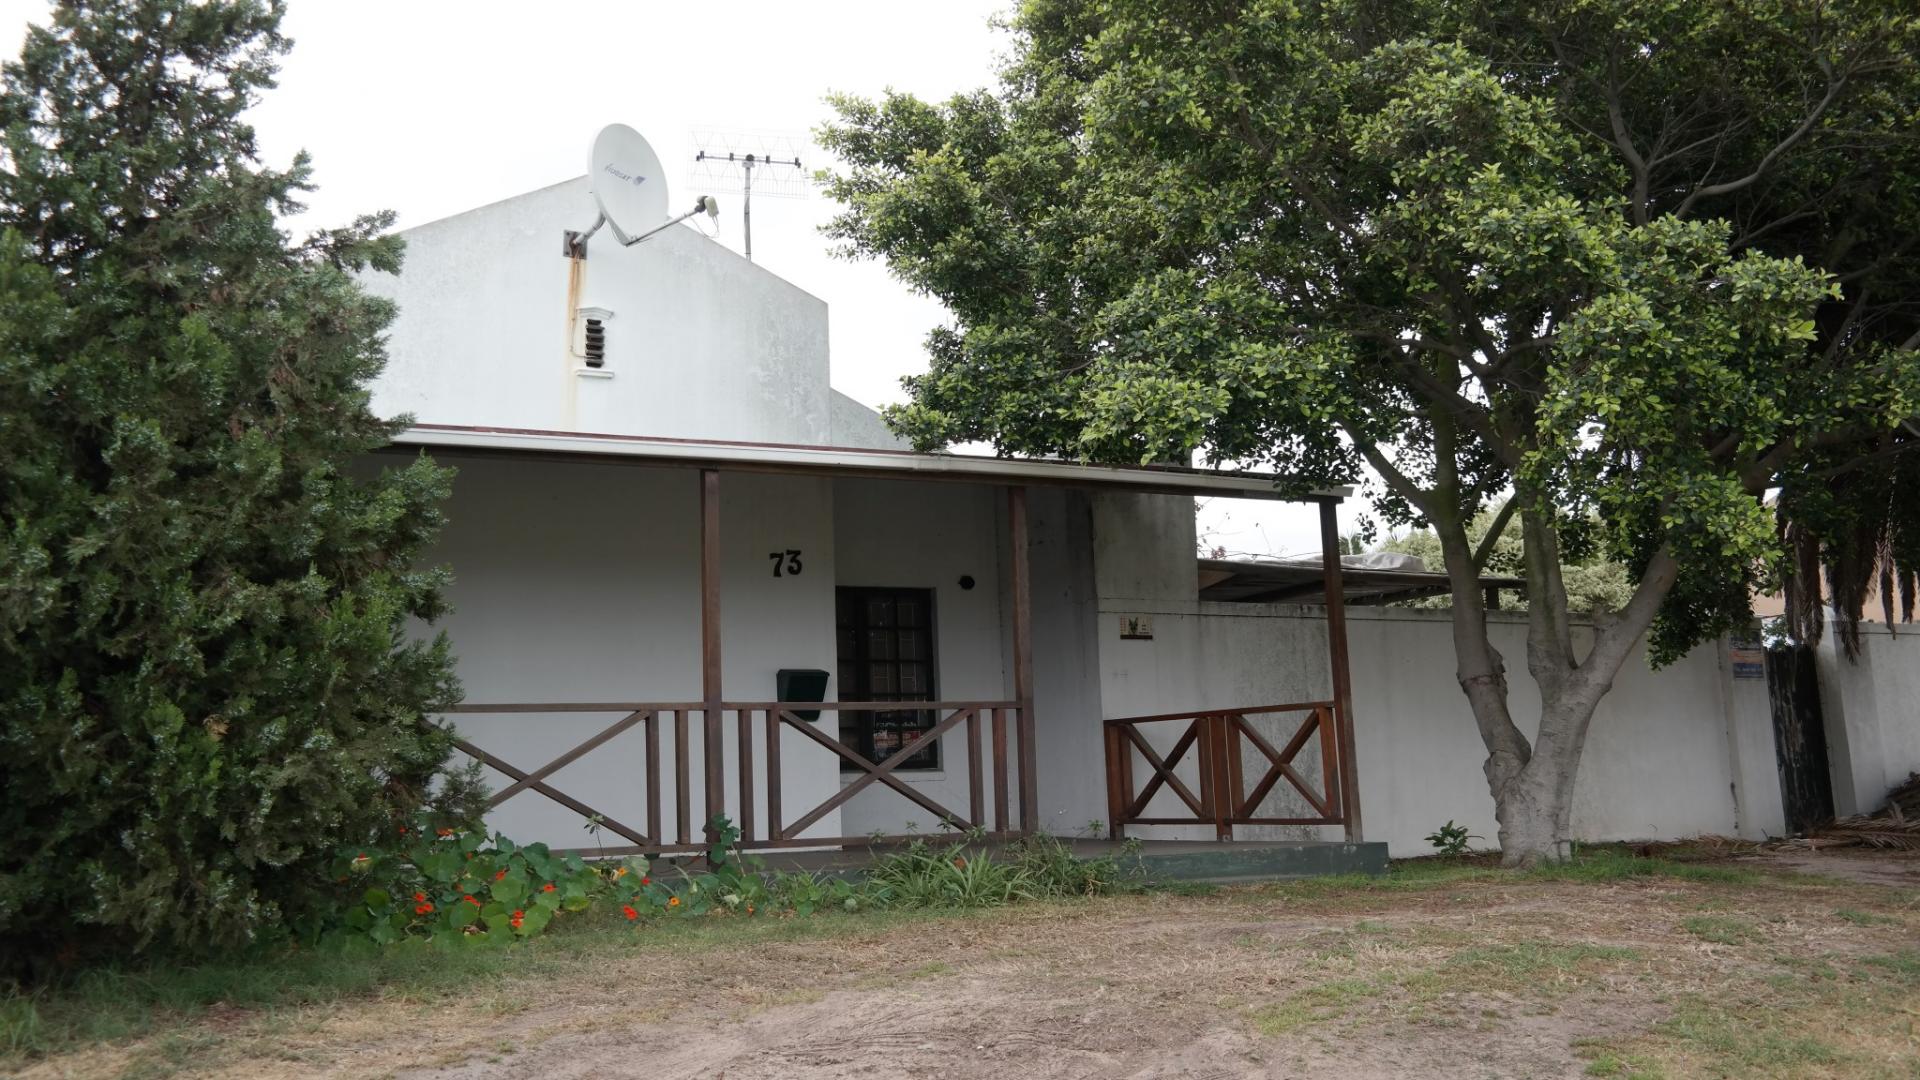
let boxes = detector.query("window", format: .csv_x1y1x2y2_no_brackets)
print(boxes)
835,587,939,770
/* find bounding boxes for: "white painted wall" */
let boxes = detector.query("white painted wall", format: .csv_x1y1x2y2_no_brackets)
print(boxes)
1095,600,1776,856
423,454,842,848
830,477,1008,836
362,177,834,445
1816,624,1920,815
1087,492,1784,857
830,389,908,450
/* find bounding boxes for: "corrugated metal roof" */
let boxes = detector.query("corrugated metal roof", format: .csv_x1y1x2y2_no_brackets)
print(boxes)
1198,557,1526,605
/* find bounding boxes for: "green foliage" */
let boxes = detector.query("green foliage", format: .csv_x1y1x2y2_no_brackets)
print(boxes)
0,0,480,968
822,0,1920,662
322,818,1138,947
1382,504,1632,614
821,0,1920,856
326,824,625,947
1423,820,1481,856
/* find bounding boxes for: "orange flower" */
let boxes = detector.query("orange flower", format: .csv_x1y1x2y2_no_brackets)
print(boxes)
542,882,556,893
413,891,427,902
397,826,408,835
494,868,508,881
640,876,651,886
622,905,638,921
414,902,433,915
436,827,455,838
463,894,481,906
668,896,681,908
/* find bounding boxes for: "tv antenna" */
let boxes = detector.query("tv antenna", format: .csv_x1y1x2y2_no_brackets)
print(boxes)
689,130,811,261
565,124,719,258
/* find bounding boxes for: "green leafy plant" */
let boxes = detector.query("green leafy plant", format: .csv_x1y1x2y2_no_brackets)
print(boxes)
0,0,482,971
323,814,1141,945
866,840,1035,909
1425,821,1482,857
818,0,1920,867
328,822,623,946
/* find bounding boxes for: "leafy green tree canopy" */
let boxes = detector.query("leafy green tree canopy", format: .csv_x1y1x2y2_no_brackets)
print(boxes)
1381,504,1633,615
0,0,479,967
822,0,1920,861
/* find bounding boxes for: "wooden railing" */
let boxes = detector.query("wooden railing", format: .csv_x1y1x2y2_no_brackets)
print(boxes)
1104,703,1346,841
443,700,1030,855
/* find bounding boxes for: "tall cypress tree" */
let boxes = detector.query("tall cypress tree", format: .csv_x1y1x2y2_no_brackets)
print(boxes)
0,0,480,966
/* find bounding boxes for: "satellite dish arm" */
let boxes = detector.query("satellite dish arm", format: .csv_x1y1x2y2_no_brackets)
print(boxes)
617,196,720,247
567,198,717,258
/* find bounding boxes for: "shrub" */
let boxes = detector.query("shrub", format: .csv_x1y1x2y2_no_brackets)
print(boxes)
0,1,481,971
322,819,1137,946
1425,821,1482,856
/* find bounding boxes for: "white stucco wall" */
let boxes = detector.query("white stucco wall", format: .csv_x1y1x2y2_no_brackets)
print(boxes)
829,390,908,451
1817,624,1920,815
362,177,834,446
422,455,843,848
1089,493,1782,856
830,478,1008,836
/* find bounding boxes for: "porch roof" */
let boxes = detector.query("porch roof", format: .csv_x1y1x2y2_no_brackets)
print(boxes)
390,423,1347,503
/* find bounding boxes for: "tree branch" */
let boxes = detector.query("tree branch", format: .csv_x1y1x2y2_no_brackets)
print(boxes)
1472,497,1518,573
1674,64,1845,218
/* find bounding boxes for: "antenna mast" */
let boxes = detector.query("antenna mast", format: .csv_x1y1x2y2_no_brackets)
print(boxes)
689,131,810,262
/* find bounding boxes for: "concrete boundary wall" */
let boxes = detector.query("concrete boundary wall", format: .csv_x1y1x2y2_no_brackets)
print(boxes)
1094,598,1784,857
1816,622,1920,816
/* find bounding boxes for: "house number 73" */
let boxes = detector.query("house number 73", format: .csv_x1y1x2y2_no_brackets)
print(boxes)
768,550,803,577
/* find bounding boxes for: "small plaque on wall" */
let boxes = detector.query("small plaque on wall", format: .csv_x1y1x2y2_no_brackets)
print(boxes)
1119,614,1154,640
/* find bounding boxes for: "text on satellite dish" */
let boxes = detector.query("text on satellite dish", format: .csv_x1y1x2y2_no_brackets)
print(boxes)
602,163,647,187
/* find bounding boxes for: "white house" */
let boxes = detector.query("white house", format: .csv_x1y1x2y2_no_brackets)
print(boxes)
363,131,1848,860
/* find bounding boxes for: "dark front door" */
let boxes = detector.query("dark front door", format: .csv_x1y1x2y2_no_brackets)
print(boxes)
835,587,939,770
1767,645,1835,834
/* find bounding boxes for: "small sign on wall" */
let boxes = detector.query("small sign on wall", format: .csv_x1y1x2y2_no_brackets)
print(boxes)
1119,614,1154,640
1729,645,1766,679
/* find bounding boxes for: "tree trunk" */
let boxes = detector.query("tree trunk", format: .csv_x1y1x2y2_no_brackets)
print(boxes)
1491,681,1607,866
1450,516,1680,866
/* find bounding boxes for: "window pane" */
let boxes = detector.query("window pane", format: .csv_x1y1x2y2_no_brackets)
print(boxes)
896,596,924,626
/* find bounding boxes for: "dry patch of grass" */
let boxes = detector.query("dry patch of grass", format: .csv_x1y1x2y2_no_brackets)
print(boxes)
7,850,1919,1079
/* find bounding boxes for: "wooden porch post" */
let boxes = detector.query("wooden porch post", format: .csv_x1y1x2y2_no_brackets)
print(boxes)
701,468,724,841
1318,498,1363,842
1009,486,1038,835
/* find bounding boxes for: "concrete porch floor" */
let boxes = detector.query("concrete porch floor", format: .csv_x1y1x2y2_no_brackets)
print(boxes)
710,838,1389,885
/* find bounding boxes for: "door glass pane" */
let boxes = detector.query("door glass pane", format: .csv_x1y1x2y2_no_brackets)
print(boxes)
835,587,939,771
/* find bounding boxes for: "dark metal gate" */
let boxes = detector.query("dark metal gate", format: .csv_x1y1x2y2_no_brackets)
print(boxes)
1766,645,1835,834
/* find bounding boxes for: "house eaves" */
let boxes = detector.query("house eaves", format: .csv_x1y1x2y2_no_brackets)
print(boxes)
388,423,1346,503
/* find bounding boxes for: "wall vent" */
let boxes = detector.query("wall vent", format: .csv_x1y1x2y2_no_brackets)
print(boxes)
572,306,613,369
583,317,606,366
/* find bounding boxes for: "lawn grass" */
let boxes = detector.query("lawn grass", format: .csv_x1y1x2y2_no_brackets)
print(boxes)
0,904,942,1063
5,848,1913,1079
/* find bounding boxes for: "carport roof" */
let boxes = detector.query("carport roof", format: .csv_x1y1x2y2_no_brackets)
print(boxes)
1198,557,1527,606
389,424,1347,503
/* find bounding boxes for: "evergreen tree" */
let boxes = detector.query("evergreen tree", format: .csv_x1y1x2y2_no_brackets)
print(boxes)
822,0,1920,863
0,0,480,967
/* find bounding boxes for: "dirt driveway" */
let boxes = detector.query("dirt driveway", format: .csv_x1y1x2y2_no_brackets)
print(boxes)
24,851,1920,1079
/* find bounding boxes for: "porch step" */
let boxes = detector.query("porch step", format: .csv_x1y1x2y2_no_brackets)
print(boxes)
1123,840,1388,884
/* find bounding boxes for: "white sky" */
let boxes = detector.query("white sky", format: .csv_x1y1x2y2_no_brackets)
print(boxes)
1,0,1357,555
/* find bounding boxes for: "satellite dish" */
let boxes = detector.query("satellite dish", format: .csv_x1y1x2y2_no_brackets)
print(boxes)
588,124,669,244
